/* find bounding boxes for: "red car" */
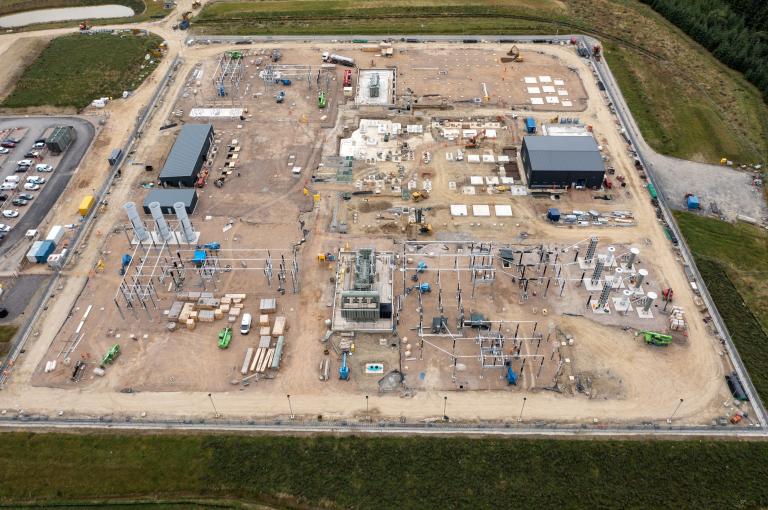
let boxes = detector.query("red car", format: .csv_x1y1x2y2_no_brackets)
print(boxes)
343,69,352,87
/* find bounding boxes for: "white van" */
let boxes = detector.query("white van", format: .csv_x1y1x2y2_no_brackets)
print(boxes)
240,313,252,335
0,182,17,191
4,175,19,183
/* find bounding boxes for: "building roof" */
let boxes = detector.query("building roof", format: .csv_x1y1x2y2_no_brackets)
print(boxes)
143,188,198,207
523,136,603,172
159,124,213,180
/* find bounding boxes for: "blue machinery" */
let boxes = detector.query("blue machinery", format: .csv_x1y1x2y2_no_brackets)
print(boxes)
506,366,518,385
339,352,350,380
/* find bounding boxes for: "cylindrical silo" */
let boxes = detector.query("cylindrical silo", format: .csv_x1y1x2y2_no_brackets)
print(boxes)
174,202,196,243
635,268,648,289
626,247,640,269
124,202,150,242
149,201,172,242
643,291,657,312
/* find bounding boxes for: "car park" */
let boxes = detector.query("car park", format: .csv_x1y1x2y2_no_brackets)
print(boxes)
2,210,18,218
35,164,53,172
11,198,28,206
23,183,40,191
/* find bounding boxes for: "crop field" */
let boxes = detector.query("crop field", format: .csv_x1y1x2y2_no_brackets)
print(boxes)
2,33,163,110
3,432,768,508
675,211,768,398
196,0,768,164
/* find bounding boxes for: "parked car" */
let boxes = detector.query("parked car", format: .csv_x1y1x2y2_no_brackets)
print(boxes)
24,150,40,158
1,141,17,149
1,183,18,191
33,141,46,149
0,224,12,232
26,176,45,184
11,198,28,206
4,176,19,183
35,164,53,172
17,159,33,167
0,147,9,154
0,194,8,201
23,183,40,191
18,193,33,201
2,210,18,218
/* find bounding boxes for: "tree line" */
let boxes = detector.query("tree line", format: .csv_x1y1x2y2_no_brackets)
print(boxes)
641,0,768,101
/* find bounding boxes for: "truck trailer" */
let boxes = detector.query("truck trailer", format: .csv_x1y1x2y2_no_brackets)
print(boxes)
321,51,355,67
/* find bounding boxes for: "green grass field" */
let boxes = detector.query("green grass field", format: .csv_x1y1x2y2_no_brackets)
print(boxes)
674,211,768,398
3,432,768,508
195,0,768,164
2,33,163,110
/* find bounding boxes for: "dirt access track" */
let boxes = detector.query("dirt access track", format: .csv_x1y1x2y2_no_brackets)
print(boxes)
0,38,748,429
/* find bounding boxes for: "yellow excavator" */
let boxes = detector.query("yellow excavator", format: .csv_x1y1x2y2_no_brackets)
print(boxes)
507,45,523,62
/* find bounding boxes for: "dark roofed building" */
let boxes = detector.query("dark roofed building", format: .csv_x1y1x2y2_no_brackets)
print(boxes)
521,136,604,189
159,124,214,187
142,188,198,214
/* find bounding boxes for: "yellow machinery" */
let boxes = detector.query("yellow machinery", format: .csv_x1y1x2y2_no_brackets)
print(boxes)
507,45,523,62
411,191,429,202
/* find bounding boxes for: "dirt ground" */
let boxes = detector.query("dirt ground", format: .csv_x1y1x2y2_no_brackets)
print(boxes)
0,37,745,427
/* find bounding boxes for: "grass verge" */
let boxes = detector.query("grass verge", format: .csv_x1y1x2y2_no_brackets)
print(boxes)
674,211,768,398
2,32,163,110
194,0,768,164
3,433,768,508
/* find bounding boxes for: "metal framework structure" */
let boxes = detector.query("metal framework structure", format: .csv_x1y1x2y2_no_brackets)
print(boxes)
211,51,245,102
114,222,300,320
260,64,314,91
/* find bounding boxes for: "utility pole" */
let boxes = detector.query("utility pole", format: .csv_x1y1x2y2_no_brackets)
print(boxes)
443,396,448,421
518,396,527,422
667,398,684,424
207,393,219,418
287,394,294,420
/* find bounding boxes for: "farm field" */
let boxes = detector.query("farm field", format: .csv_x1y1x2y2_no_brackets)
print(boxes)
1,32,164,110
196,0,768,164
3,432,768,508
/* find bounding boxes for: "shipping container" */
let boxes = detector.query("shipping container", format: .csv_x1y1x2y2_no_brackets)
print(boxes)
35,240,55,263
46,126,75,153
45,225,64,245
79,195,95,217
108,148,123,166
26,241,43,263
525,117,537,134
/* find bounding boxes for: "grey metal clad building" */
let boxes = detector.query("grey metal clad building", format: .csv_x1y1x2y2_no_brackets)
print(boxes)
142,188,199,214
159,124,214,187
521,135,605,189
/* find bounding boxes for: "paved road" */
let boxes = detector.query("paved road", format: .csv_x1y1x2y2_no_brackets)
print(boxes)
0,117,94,259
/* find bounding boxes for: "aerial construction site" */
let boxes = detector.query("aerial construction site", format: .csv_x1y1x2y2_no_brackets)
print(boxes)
0,38,757,430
